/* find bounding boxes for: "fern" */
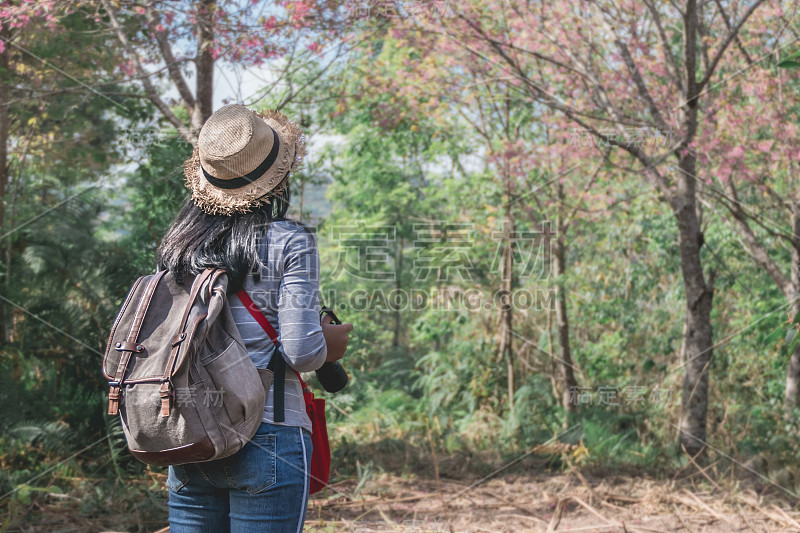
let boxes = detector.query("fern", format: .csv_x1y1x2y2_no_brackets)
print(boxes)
105,415,128,481
8,420,75,455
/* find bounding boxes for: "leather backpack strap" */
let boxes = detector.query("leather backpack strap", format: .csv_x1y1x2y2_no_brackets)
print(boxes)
158,268,216,416
237,289,287,422
108,269,167,415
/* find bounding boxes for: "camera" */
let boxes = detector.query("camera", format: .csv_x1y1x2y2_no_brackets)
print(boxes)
316,306,350,393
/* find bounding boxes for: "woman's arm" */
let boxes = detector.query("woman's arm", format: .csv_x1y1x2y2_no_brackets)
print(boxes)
277,227,328,372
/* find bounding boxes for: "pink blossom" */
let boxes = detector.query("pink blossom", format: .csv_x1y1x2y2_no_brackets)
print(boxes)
263,15,277,31
291,1,312,25
119,59,137,77
756,140,774,152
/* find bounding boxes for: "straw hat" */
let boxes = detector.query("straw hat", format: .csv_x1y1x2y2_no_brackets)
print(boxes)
183,104,307,215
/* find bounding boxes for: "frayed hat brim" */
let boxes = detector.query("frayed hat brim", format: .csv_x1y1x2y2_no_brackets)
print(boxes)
183,108,307,215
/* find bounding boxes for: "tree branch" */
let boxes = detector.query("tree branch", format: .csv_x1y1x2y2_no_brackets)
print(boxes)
712,0,754,66
101,0,195,145
697,0,767,92
642,0,684,93
145,1,196,112
562,151,609,232
722,179,792,298
613,36,672,137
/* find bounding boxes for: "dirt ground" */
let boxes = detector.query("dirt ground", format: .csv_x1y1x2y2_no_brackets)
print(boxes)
13,470,800,532
301,472,800,533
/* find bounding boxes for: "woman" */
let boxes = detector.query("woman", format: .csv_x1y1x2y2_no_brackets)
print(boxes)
155,104,353,532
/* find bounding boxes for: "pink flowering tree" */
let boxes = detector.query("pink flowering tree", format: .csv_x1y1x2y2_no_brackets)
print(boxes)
392,0,780,456
341,20,613,417
696,40,800,408
97,0,350,144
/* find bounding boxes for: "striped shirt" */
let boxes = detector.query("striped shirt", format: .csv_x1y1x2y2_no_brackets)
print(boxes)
229,220,327,433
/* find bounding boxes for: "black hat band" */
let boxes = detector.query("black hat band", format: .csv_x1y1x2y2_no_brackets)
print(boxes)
201,126,280,190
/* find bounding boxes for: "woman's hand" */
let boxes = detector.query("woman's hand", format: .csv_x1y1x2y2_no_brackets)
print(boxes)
322,313,354,363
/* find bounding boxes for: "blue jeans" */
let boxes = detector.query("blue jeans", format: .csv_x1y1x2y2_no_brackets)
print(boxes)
167,422,313,533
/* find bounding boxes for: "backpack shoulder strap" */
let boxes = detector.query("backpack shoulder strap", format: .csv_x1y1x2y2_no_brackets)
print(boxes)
108,269,166,415
158,268,216,416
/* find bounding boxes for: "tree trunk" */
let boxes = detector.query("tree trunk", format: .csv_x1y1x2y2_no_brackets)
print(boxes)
498,201,514,411
193,0,216,132
785,209,800,407
671,0,716,458
674,152,715,457
298,179,304,222
393,236,402,348
0,25,10,343
553,225,577,415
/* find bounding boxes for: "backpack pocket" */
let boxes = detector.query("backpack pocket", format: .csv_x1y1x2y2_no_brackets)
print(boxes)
199,334,266,438
121,380,213,465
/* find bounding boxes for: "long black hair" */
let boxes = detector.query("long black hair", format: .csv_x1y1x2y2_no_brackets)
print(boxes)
156,184,290,289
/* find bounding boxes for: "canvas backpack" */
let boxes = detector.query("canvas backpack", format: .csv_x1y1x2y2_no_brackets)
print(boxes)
102,267,270,466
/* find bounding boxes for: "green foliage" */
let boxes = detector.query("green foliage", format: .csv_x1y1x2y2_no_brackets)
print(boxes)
778,50,800,69
108,123,192,274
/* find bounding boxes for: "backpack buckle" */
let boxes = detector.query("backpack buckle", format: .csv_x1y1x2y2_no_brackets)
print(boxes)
159,380,173,417
108,382,122,416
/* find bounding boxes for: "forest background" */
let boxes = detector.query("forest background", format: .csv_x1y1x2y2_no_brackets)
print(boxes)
2,0,800,530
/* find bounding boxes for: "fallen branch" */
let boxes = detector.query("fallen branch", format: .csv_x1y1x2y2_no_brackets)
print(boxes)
770,504,800,529
683,489,732,525
547,494,617,532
